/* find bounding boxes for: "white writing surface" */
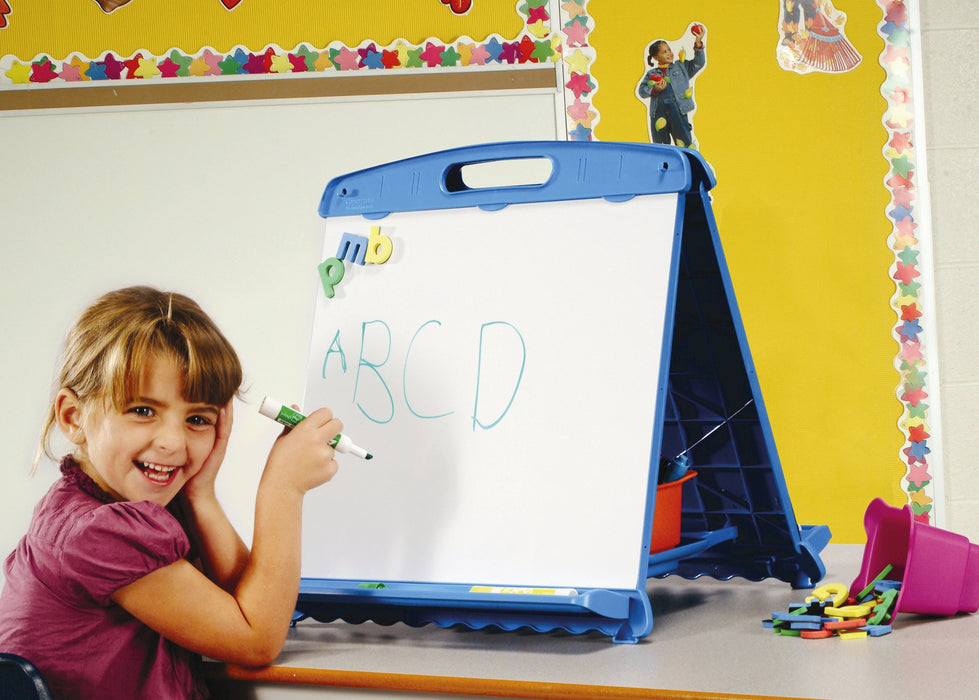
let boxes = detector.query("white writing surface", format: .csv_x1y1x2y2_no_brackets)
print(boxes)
302,193,679,590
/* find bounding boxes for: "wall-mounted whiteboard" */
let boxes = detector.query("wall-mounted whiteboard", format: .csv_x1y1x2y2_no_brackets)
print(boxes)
0,89,564,589
302,192,680,590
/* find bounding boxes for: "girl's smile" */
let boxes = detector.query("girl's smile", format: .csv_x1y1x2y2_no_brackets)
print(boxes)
60,354,220,506
135,461,179,485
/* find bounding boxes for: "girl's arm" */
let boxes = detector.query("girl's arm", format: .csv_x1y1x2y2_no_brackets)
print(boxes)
637,72,654,99
111,407,342,667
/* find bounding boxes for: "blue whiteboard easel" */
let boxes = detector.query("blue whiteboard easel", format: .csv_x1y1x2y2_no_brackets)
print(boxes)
294,141,829,643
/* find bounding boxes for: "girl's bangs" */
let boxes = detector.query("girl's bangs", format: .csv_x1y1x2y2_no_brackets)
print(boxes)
109,319,241,409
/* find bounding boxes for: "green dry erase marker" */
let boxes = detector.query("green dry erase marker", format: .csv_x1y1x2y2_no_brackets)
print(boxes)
259,396,373,460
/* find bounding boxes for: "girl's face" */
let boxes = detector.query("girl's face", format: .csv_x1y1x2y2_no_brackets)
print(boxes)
654,43,674,66
70,355,219,506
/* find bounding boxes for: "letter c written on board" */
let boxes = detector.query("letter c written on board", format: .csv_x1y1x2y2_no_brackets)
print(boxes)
404,320,453,420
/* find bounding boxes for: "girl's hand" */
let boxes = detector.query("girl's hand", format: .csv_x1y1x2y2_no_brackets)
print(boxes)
262,406,342,495
692,23,705,49
183,400,234,503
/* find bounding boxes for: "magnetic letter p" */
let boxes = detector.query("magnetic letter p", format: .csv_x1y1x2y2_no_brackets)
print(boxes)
318,257,345,299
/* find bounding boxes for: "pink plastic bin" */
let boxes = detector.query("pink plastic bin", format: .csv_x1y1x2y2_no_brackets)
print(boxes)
851,498,979,617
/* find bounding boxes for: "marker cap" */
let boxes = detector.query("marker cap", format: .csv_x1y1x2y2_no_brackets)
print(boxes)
259,396,285,421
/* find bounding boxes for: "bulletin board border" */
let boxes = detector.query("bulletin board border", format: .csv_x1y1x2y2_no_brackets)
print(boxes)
557,2,596,142
0,1,573,112
877,0,942,524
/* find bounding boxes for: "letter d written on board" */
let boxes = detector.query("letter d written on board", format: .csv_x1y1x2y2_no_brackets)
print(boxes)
471,321,526,431
319,227,394,299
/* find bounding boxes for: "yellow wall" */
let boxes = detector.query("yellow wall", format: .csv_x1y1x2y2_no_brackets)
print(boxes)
590,3,906,542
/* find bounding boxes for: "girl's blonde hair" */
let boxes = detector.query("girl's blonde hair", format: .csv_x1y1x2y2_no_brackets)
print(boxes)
35,286,243,470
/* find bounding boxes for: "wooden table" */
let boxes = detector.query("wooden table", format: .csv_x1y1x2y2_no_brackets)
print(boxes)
206,545,979,699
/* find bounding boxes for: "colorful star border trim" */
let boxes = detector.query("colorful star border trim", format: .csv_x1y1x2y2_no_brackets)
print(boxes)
559,1,597,141
0,1,564,89
878,0,935,523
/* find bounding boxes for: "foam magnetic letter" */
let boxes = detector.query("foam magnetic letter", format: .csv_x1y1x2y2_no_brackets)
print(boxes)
318,257,345,298
365,225,393,265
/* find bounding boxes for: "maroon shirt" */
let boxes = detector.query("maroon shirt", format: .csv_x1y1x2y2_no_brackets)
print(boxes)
0,456,209,698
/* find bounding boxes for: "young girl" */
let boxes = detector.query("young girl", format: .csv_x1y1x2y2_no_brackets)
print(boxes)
0,286,343,698
636,24,706,148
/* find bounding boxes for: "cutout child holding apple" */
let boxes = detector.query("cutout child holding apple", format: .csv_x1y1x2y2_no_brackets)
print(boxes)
636,23,706,149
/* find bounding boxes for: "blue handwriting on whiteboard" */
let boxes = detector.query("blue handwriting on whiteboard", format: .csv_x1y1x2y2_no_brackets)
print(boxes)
321,319,526,430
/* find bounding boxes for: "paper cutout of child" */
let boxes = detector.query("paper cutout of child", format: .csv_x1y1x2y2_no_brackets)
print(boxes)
636,24,706,149
777,0,861,74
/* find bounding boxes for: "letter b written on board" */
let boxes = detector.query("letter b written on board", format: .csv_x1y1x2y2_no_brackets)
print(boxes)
353,320,395,424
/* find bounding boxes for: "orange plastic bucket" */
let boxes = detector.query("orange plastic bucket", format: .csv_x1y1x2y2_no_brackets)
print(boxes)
650,470,697,554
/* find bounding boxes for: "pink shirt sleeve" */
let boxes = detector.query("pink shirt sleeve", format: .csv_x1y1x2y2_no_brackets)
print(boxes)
60,501,191,606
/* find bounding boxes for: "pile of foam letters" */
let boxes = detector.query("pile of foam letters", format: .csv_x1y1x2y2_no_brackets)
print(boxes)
763,564,898,639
